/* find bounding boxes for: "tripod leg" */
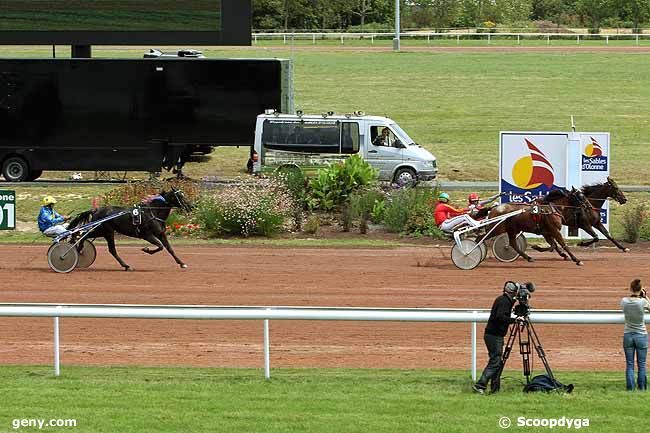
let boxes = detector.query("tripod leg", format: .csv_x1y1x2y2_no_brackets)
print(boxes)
520,322,532,383
527,321,556,381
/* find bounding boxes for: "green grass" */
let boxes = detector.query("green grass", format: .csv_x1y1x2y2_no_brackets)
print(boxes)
0,366,648,433
0,46,649,184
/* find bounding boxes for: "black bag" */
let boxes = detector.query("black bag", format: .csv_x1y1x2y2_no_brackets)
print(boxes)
523,375,574,393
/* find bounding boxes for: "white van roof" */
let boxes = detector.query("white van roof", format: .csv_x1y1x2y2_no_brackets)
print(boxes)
257,113,393,123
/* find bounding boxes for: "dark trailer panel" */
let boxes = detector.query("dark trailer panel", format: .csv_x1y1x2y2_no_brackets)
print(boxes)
0,58,292,181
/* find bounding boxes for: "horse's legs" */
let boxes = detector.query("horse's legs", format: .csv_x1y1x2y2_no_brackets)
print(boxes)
542,234,569,260
593,221,630,252
550,230,583,266
576,224,601,248
105,231,131,271
156,232,187,268
509,230,534,262
141,233,164,255
531,244,554,253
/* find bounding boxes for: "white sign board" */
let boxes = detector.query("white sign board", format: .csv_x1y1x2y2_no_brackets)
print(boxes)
500,131,610,239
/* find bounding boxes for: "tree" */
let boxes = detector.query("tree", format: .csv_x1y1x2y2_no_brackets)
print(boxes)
616,0,650,32
496,0,533,23
576,0,613,32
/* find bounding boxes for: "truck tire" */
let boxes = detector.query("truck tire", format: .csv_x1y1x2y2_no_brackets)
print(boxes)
2,157,30,182
393,167,417,186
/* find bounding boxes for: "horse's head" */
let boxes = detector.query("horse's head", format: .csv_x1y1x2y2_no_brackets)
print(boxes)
569,187,591,209
163,188,193,212
606,177,627,204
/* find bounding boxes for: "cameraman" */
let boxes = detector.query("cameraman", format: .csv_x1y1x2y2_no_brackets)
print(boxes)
472,282,518,394
621,279,650,391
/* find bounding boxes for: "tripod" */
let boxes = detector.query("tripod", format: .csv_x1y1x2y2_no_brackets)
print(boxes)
497,315,555,385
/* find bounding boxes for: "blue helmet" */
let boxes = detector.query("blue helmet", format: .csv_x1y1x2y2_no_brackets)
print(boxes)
438,192,450,202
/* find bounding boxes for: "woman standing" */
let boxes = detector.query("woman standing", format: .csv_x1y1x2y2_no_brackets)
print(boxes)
621,279,650,391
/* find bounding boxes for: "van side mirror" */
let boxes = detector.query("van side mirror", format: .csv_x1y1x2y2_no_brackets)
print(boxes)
394,139,404,148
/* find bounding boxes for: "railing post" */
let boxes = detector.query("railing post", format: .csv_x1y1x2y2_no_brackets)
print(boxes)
313,33,316,45
53,316,60,377
577,34,580,45
487,33,491,45
371,35,374,45
457,34,460,46
547,34,550,46
264,312,271,380
517,34,520,45
471,316,477,381
427,34,430,44
636,34,639,46
340,34,344,45
606,35,609,45
283,34,287,45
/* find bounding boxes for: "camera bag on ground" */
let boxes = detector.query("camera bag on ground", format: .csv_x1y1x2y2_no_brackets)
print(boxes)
523,375,574,393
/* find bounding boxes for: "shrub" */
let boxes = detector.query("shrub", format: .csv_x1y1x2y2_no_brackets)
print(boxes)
383,185,445,238
195,178,295,237
308,155,379,211
273,167,308,230
304,215,320,235
621,204,646,243
351,188,386,234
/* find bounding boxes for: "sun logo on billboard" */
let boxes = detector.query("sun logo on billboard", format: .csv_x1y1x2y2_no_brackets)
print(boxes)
512,139,555,189
584,137,603,157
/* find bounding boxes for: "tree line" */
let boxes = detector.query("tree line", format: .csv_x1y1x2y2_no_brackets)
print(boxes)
252,0,650,33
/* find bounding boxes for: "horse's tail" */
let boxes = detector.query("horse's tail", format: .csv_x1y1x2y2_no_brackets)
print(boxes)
67,210,94,230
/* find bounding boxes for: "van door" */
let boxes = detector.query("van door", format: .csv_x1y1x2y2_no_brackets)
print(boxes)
365,125,404,181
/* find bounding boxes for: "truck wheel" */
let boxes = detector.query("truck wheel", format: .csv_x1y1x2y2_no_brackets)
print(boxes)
2,157,29,182
393,167,417,186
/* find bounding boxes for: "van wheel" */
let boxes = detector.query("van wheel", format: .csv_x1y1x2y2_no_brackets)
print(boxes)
393,168,417,186
2,157,29,182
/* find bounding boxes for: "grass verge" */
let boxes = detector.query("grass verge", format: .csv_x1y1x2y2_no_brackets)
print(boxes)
0,366,648,433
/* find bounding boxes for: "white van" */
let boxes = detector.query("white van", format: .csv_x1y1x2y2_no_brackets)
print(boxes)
251,112,437,184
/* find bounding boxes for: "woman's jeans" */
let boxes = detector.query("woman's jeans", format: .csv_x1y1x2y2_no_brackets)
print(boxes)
624,332,648,391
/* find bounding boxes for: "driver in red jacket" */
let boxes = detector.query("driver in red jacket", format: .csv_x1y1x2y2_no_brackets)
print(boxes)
434,192,480,233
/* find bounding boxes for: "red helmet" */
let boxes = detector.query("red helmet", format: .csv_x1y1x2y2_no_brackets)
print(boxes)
468,193,479,202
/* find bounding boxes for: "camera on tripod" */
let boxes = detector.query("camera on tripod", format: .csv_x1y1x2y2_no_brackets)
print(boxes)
506,281,536,317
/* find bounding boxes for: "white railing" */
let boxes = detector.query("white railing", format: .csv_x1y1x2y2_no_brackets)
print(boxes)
252,31,650,46
0,303,639,380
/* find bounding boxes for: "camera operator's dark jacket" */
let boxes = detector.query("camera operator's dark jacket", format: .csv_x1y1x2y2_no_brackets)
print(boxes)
485,294,516,337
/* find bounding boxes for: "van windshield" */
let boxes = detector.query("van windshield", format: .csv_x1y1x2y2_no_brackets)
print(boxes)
390,123,415,145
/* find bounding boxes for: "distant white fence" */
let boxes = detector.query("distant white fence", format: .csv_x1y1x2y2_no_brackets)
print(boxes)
253,32,650,46
0,304,639,380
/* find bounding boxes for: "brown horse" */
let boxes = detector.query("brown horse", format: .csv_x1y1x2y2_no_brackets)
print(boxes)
533,177,628,252
579,177,628,251
478,201,584,266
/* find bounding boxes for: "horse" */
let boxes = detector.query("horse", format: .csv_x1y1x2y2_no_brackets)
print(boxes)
67,188,193,271
578,177,629,251
530,187,595,259
477,198,585,266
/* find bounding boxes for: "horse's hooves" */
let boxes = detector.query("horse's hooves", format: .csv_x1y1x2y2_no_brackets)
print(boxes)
563,256,570,261
180,264,188,269
124,266,134,272
526,257,535,263
624,248,630,253
141,248,149,253
576,261,584,266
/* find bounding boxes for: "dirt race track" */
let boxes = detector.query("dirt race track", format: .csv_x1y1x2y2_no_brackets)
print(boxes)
1,243,648,371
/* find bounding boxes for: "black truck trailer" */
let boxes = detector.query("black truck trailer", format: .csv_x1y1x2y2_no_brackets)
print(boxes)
0,57,293,181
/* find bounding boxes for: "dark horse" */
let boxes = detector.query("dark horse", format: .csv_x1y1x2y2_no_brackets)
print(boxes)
67,188,193,271
534,177,628,252
477,193,589,266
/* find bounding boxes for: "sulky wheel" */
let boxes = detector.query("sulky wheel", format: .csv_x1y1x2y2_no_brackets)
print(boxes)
492,233,528,263
451,239,483,270
478,241,488,262
47,242,79,273
76,239,97,269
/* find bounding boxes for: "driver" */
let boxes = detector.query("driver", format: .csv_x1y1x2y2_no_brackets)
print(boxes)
372,127,392,147
434,192,480,233
38,196,70,237
467,192,502,219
